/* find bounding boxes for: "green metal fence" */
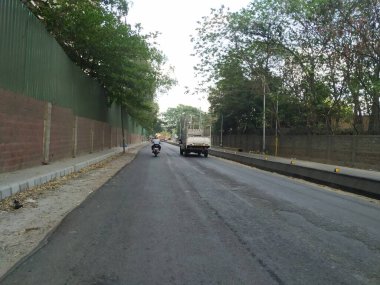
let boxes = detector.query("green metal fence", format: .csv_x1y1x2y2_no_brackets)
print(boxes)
0,0,145,134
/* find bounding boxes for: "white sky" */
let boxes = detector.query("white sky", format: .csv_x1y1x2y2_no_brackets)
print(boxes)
126,0,251,113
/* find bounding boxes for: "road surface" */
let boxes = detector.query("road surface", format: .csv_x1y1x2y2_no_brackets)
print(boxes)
2,143,380,284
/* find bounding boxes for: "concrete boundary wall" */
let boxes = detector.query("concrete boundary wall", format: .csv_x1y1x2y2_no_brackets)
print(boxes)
0,90,145,173
212,134,380,171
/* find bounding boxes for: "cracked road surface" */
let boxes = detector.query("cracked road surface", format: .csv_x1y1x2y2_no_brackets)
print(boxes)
1,143,380,284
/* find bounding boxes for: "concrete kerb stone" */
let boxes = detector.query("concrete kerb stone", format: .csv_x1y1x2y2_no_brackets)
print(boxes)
0,186,12,200
72,152,116,172
0,149,123,201
10,184,20,195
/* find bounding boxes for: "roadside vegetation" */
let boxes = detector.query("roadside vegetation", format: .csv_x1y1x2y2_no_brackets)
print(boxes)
22,0,176,132
161,105,212,138
192,0,380,135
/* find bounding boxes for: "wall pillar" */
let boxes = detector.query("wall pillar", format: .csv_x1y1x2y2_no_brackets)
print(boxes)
102,125,105,150
90,124,94,153
72,116,78,157
42,102,52,164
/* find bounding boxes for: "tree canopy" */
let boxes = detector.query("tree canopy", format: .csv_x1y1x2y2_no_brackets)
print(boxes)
192,0,380,135
23,0,176,131
161,105,212,138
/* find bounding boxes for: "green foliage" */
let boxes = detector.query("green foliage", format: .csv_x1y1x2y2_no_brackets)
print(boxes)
161,105,211,137
192,0,380,134
24,0,175,130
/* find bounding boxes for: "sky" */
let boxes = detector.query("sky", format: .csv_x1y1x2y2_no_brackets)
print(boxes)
126,0,251,114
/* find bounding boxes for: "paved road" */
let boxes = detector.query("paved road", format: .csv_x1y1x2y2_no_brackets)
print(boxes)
2,143,380,284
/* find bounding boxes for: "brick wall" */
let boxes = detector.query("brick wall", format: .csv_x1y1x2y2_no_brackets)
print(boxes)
111,128,120,147
92,121,106,152
0,90,45,171
50,105,74,161
353,136,380,169
104,125,112,148
76,117,93,155
213,134,380,171
0,89,145,173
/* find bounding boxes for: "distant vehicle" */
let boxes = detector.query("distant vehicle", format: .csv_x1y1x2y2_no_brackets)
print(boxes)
179,128,210,157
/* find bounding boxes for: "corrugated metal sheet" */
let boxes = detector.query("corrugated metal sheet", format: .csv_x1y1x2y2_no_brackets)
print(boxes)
0,0,114,125
106,103,144,134
1,0,27,94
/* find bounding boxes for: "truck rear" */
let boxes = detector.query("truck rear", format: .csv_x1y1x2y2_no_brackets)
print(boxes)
180,128,211,157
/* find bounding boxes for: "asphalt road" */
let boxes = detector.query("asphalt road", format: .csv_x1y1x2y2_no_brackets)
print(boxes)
2,143,380,285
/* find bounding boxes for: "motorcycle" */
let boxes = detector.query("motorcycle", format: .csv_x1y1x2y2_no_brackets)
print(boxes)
152,145,160,157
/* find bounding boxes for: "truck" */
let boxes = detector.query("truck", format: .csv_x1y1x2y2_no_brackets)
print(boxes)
179,128,211,157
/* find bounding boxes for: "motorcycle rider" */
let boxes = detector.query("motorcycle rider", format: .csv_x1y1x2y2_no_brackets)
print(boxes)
151,136,161,152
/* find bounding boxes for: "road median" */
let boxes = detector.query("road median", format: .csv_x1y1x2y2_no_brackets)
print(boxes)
209,148,380,198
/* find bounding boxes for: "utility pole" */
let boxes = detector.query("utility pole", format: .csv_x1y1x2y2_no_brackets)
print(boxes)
179,112,185,140
220,113,223,147
179,119,181,139
275,93,279,156
121,106,125,153
210,125,212,146
199,108,202,130
262,76,266,153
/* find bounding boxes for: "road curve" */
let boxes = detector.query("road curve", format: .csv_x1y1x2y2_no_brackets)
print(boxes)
1,143,380,285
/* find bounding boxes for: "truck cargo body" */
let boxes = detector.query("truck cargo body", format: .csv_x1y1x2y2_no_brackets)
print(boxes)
180,128,210,157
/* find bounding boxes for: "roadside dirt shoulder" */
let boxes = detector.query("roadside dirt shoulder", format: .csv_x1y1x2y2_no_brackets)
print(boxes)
0,144,145,278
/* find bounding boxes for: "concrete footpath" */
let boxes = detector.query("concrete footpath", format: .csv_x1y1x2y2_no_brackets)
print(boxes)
0,144,142,201
209,147,380,197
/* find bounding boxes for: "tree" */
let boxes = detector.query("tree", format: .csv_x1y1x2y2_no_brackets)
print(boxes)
191,0,380,134
23,0,176,130
325,0,380,133
192,2,286,134
161,105,210,138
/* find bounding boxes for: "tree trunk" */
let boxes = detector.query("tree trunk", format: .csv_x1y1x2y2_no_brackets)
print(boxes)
121,106,126,153
368,65,380,134
352,91,364,134
368,94,380,134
